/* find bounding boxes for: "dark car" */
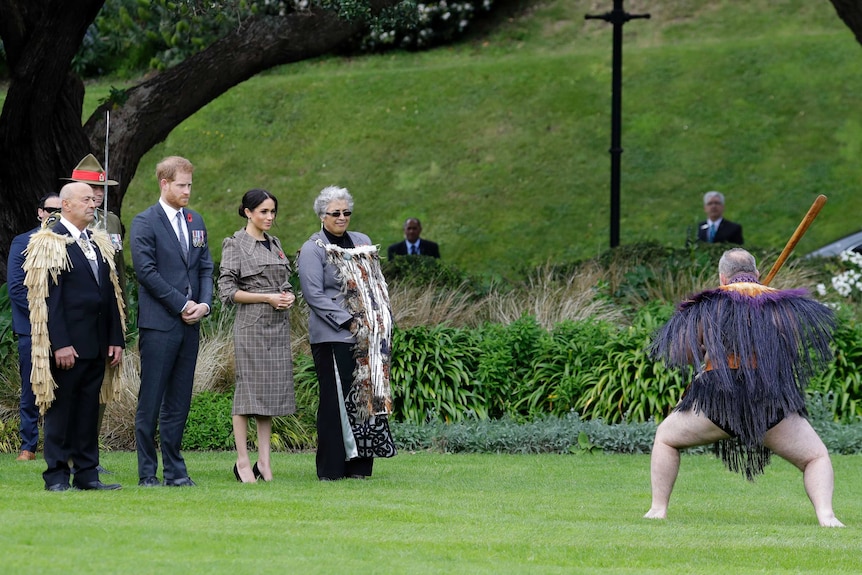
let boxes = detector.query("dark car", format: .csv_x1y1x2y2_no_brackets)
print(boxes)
806,230,862,258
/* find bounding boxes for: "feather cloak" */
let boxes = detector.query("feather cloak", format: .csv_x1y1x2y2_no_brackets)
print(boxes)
649,281,834,479
319,241,393,420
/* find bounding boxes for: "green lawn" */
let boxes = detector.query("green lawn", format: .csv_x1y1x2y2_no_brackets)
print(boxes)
2,451,860,574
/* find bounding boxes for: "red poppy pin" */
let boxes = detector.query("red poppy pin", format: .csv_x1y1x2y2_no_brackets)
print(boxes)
186,212,193,223
278,251,285,259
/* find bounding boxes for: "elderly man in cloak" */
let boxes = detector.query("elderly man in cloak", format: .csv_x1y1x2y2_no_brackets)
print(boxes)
24,182,126,491
644,248,843,527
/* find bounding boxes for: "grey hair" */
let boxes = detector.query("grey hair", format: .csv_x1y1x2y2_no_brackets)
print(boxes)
718,248,757,280
313,185,354,218
704,190,725,205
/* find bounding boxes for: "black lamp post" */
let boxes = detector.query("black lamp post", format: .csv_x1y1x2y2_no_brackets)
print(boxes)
585,0,649,248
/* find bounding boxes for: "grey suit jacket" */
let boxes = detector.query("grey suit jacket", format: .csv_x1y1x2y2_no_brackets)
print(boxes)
130,204,214,331
297,230,372,344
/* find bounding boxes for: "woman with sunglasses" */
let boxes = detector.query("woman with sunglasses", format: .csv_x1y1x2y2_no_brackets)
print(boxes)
297,185,396,481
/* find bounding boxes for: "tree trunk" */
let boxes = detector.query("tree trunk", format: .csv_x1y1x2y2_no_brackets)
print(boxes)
0,0,398,282
0,0,104,282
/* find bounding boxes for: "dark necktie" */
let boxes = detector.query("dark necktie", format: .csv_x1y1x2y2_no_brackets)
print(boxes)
708,223,716,243
410,244,417,255
176,211,189,259
79,232,99,282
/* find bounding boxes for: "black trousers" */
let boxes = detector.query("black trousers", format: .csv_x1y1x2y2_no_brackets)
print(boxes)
42,357,104,487
311,342,373,480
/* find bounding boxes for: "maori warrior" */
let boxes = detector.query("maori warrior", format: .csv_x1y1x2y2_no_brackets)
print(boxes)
644,201,843,527
649,269,834,480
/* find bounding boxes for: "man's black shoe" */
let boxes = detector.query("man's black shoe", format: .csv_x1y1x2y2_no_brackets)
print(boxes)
96,465,114,475
164,477,196,487
138,476,162,487
45,483,70,492
74,481,122,491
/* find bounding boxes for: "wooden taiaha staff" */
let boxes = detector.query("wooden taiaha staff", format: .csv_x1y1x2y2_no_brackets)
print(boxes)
762,194,828,286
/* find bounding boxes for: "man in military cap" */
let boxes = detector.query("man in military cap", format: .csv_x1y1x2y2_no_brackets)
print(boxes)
63,154,127,304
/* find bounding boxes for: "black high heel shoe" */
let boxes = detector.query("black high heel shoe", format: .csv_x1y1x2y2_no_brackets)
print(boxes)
252,463,270,482
234,464,255,483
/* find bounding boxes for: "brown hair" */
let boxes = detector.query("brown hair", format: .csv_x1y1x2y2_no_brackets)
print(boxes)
156,156,195,182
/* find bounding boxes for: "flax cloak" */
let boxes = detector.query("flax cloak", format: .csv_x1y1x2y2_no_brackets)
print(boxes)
23,221,126,414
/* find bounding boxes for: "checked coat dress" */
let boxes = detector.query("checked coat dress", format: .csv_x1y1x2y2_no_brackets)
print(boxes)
218,229,295,416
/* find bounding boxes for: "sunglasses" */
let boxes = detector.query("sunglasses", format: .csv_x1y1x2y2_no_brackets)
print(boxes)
325,210,352,217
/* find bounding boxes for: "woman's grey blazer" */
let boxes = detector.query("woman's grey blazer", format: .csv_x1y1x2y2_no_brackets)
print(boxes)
297,230,372,344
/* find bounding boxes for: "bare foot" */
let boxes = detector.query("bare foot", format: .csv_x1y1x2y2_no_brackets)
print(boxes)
644,508,667,519
818,515,845,528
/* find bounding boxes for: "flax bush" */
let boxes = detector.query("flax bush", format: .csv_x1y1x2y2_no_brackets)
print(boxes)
573,303,687,423
390,324,487,424
513,319,616,418
809,309,862,422
474,315,546,418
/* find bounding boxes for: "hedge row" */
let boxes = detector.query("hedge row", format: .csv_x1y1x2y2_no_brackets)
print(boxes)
390,306,862,425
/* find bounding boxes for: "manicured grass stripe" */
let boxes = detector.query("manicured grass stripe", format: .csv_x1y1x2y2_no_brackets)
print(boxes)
2,452,860,574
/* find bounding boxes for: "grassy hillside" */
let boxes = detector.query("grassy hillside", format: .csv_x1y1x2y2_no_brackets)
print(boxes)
81,0,862,277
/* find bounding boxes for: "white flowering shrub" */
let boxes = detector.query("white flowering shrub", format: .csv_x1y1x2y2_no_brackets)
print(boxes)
362,0,495,51
816,249,862,302
80,0,493,75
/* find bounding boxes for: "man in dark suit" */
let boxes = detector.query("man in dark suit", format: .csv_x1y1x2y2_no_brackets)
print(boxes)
697,191,744,245
7,193,63,462
387,218,441,260
25,182,124,491
131,156,213,488
64,153,127,475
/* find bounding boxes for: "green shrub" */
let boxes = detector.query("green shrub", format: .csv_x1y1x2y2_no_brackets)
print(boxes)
390,324,488,424
0,285,17,352
182,391,234,450
573,304,686,423
382,255,482,293
0,285,22,438
0,416,19,453
809,310,862,422
392,405,862,456
475,315,547,418
271,353,318,450
390,413,661,455
514,319,614,418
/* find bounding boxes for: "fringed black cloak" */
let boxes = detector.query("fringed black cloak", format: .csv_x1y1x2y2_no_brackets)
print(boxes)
650,279,834,480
